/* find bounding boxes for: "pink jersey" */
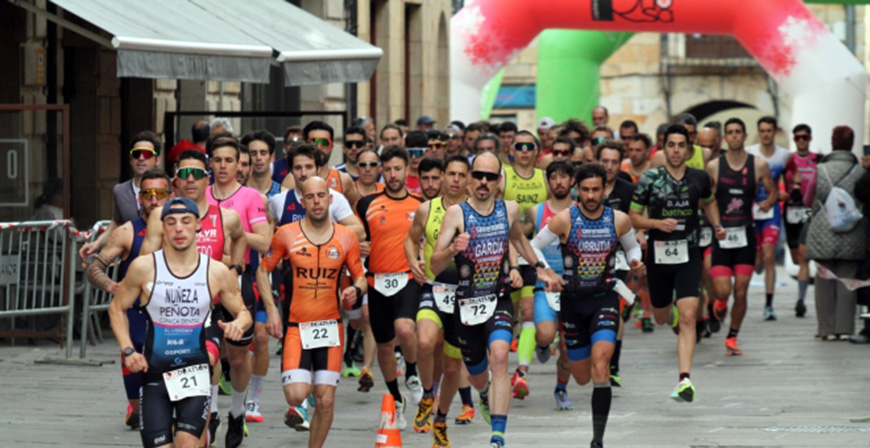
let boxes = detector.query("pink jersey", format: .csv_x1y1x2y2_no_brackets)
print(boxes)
197,205,225,262
785,152,822,197
207,185,267,263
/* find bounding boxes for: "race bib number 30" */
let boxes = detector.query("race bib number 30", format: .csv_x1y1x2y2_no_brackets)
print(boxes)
654,240,689,265
299,320,340,349
432,283,456,314
163,364,210,402
718,227,748,249
374,273,410,297
458,294,497,326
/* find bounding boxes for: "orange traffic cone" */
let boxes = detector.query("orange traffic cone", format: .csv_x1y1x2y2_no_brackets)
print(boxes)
375,393,402,447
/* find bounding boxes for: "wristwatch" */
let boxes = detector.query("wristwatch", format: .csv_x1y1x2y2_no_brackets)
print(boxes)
534,261,547,269
123,347,135,357
229,265,243,276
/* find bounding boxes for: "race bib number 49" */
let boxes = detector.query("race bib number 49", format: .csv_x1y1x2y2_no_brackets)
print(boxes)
299,320,340,349
458,294,497,326
374,273,410,297
163,363,210,402
432,283,456,314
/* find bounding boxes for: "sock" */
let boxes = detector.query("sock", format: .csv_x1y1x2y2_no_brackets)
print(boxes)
386,379,402,404
230,388,247,418
345,325,357,353
679,372,690,381
727,328,739,339
515,367,526,378
765,293,773,308
248,374,264,405
591,383,612,444
434,409,447,423
210,385,219,413
423,387,434,399
517,322,536,368
610,340,622,374
555,378,568,393
432,380,440,396
459,386,474,407
490,414,507,444
798,280,809,302
405,361,417,380
220,358,231,381
478,382,490,404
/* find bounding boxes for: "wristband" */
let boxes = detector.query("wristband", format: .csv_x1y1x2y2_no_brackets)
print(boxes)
510,266,521,272
229,265,243,276
353,285,363,301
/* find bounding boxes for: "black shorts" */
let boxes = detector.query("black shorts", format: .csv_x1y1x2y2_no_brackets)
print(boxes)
452,291,513,376
646,246,703,308
561,290,619,362
418,283,461,349
224,266,256,346
140,378,210,448
520,265,537,287
368,277,420,343
711,227,757,275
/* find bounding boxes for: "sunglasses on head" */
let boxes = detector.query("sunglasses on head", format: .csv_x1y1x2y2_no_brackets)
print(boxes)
592,136,610,146
357,161,379,169
130,147,157,160
176,166,209,180
345,140,366,149
139,188,171,201
471,171,500,182
552,150,571,157
408,148,426,158
513,142,537,152
308,137,332,147
794,134,810,142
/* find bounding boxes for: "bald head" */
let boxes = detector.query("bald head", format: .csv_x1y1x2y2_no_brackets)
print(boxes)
301,176,329,196
696,128,720,150
300,176,331,223
471,151,501,173
592,106,609,126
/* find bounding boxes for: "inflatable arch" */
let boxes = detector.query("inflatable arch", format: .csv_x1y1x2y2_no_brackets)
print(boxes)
451,0,868,151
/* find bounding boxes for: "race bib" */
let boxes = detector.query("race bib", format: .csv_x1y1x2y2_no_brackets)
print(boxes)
753,203,774,221
718,227,748,249
163,363,210,402
458,294,497,326
786,206,810,224
614,250,629,271
654,240,689,265
299,320,340,349
432,283,456,314
699,227,713,247
545,291,560,311
374,272,410,297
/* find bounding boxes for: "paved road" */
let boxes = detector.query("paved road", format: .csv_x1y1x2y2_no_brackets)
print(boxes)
1,268,869,447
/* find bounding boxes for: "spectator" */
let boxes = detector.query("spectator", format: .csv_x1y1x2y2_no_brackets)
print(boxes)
209,117,234,135
849,153,870,343
804,125,866,341
166,120,209,167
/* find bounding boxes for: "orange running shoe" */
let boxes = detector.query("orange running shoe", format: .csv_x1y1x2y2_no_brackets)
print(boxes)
725,337,742,356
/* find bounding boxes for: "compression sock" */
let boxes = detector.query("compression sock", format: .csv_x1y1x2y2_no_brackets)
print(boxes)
798,280,809,302
434,409,448,423
591,382,612,444
679,372,690,381
478,382,490,403
459,386,474,407
210,385,219,413
727,328,739,339
344,326,357,365
405,361,418,380
610,340,622,374
555,378,568,393
230,388,247,418
248,375,264,405
423,387,435,400
386,379,403,404
765,293,773,308
517,322,536,369
490,414,507,445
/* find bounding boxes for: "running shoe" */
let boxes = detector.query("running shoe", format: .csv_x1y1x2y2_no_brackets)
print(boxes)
245,401,264,423
725,337,742,356
554,389,573,410
406,375,424,405
358,367,375,392
225,412,245,448
307,393,316,408
620,299,635,323
432,420,451,447
713,300,728,322
208,412,219,445
510,338,518,352
609,372,622,388
219,370,233,396
396,395,408,430
795,300,807,318
125,402,139,429
454,404,474,424
764,306,777,321
510,370,529,400
590,442,603,448
414,396,435,433
535,344,552,364
296,407,310,431
479,395,491,424
641,317,654,333
670,378,696,403
342,360,361,378
490,440,505,448
284,405,310,431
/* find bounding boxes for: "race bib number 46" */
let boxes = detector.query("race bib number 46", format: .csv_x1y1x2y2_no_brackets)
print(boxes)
299,320,340,349
163,363,210,402
458,294,497,326
374,273,410,297
654,240,688,265
719,227,748,249
432,283,456,314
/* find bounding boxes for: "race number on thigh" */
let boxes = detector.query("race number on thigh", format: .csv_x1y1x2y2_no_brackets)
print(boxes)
719,227,748,249
615,250,629,271
654,240,689,264
432,282,456,314
299,320,340,349
545,292,560,312
699,227,713,247
374,272,410,297
163,364,210,402
458,294,497,326
753,203,774,221
786,206,810,224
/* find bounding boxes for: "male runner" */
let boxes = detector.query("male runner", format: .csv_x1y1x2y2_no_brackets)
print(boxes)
237,148,252,186
87,169,172,429
746,116,791,320
783,124,820,317
537,136,576,171
109,197,252,448
630,124,726,401
335,126,369,180
621,134,653,183
530,163,644,448
431,152,558,448
241,130,282,199
256,177,367,448
356,145,425,429
499,130,547,399
281,121,361,208
355,149,385,196
405,155,471,444
707,118,778,356
419,157,445,201
498,122,518,163
526,161,576,410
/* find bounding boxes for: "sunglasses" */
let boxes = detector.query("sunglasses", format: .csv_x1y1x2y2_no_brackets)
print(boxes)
130,147,157,160
446,133,460,140
552,150,571,157
176,166,209,180
345,140,366,148
572,161,584,168
408,148,426,158
592,136,610,146
513,142,537,152
794,134,810,142
139,188,171,201
308,137,332,147
357,161,379,169
471,171,500,182
429,141,446,148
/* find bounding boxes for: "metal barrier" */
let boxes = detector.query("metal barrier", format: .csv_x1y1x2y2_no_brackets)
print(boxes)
0,220,79,360
79,220,115,358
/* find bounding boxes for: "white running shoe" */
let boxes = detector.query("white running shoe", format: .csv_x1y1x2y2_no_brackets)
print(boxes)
405,375,424,405
395,395,408,430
